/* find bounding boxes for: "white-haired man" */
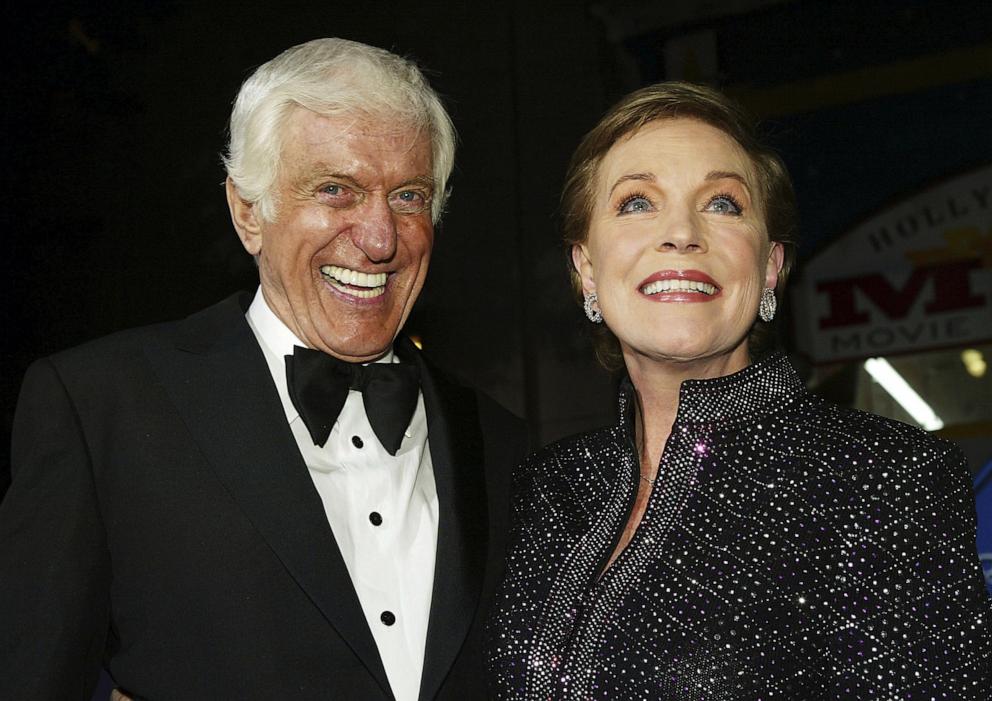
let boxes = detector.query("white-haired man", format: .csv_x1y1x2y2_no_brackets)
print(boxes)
0,39,525,700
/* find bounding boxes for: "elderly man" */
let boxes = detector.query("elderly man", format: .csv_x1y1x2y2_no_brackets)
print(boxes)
0,39,525,700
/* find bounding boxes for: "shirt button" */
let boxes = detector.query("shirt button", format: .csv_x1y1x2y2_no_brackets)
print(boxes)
369,511,383,526
380,610,396,626
351,435,364,449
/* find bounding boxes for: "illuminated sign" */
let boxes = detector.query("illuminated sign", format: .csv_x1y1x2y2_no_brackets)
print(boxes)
792,165,992,363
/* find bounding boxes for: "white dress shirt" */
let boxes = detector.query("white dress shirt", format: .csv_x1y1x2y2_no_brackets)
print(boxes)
246,288,438,701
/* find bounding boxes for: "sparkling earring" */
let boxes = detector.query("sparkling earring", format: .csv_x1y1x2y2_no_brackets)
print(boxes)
583,291,603,323
758,287,777,322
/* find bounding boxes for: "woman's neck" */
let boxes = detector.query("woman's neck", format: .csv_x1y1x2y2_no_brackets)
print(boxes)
625,348,751,475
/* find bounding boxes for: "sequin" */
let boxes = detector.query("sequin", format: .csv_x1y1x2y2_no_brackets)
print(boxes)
485,354,992,699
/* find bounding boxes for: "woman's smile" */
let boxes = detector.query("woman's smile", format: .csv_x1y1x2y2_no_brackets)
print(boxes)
637,269,721,301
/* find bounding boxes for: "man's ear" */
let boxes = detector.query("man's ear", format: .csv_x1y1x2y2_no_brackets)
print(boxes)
571,244,596,294
226,177,263,256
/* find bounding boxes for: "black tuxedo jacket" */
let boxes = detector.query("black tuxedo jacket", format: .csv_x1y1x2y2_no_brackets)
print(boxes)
0,293,527,700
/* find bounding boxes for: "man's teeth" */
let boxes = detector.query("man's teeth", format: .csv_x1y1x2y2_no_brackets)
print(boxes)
320,265,387,298
641,279,717,295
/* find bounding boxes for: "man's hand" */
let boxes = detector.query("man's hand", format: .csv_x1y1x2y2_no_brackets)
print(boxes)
110,689,134,701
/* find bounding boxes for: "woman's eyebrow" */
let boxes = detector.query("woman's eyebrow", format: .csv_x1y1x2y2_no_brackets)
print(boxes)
705,170,748,186
608,172,655,197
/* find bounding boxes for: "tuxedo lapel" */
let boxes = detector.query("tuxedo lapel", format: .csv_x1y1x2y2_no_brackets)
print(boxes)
142,294,392,697
404,341,488,701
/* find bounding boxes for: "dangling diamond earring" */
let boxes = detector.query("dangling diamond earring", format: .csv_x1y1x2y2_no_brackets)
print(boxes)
758,287,777,322
583,291,603,323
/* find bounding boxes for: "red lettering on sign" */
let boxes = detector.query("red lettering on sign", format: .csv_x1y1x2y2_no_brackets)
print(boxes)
817,261,985,329
924,260,985,313
816,280,869,328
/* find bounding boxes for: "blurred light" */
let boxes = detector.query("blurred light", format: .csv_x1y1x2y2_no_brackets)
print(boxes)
864,357,944,431
961,349,987,378
410,335,423,350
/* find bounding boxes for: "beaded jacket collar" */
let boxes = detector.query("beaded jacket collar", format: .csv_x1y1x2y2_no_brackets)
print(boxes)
617,351,806,433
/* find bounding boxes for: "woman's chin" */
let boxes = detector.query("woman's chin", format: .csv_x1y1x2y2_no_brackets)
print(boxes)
621,336,750,371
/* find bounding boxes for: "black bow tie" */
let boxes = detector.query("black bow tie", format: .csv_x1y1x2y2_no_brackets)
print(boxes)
285,346,420,456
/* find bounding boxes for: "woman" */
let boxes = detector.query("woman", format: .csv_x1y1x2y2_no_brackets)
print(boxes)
485,82,992,699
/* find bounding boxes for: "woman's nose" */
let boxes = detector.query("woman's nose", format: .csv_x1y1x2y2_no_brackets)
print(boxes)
656,210,706,253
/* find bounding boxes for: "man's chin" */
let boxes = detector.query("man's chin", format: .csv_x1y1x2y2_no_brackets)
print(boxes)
305,297,410,360
315,332,398,363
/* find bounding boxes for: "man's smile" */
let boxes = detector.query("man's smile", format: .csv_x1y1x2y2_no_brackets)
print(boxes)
319,264,388,299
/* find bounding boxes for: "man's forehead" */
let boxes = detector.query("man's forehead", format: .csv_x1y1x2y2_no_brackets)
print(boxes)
276,107,433,189
286,106,426,152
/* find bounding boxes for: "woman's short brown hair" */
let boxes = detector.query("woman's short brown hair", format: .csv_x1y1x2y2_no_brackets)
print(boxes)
562,81,798,370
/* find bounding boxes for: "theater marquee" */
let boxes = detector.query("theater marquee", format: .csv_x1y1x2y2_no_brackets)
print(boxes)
793,165,992,364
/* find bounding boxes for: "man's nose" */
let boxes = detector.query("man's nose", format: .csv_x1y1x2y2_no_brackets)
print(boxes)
351,195,398,262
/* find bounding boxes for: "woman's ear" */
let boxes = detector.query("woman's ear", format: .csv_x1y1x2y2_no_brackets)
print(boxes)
572,244,596,294
226,177,264,256
765,241,785,290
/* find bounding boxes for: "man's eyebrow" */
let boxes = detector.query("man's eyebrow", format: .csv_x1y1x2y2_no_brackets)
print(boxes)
302,170,435,190
393,175,435,190
302,169,361,187
608,172,655,197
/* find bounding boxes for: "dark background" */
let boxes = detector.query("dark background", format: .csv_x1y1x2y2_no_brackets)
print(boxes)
2,2,991,696
4,0,991,477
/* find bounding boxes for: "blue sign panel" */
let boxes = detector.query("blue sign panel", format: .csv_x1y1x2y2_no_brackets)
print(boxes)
975,459,992,595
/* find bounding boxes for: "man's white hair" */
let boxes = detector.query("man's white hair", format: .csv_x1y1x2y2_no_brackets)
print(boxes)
223,38,456,223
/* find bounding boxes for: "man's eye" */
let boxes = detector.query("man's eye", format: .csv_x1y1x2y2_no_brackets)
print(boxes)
618,194,652,214
706,194,743,215
319,184,359,207
388,189,430,214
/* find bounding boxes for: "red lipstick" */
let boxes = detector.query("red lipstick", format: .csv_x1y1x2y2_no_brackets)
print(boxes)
637,269,721,303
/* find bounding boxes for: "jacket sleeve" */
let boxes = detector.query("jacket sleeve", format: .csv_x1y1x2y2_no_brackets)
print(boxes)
826,440,992,698
0,357,111,699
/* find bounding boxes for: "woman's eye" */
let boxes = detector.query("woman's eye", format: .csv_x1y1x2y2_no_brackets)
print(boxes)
706,194,742,215
618,195,652,214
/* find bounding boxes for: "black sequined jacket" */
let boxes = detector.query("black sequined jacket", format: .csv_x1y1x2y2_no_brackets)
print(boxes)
486,354,992,700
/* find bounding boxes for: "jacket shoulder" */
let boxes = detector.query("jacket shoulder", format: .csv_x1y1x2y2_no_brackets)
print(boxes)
42,294,248,378
413,346,529,442
475,391,528,446
509,426,625,525
800,394,960,463
46,321,169,369
791,395,968,499
518,424,622,480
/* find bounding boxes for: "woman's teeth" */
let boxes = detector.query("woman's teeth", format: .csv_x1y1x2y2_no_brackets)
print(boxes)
641,279,717,295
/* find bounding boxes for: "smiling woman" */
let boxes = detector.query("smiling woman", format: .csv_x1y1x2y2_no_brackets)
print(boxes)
562,82,798,372
573,118,782,380
485,82,992,700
